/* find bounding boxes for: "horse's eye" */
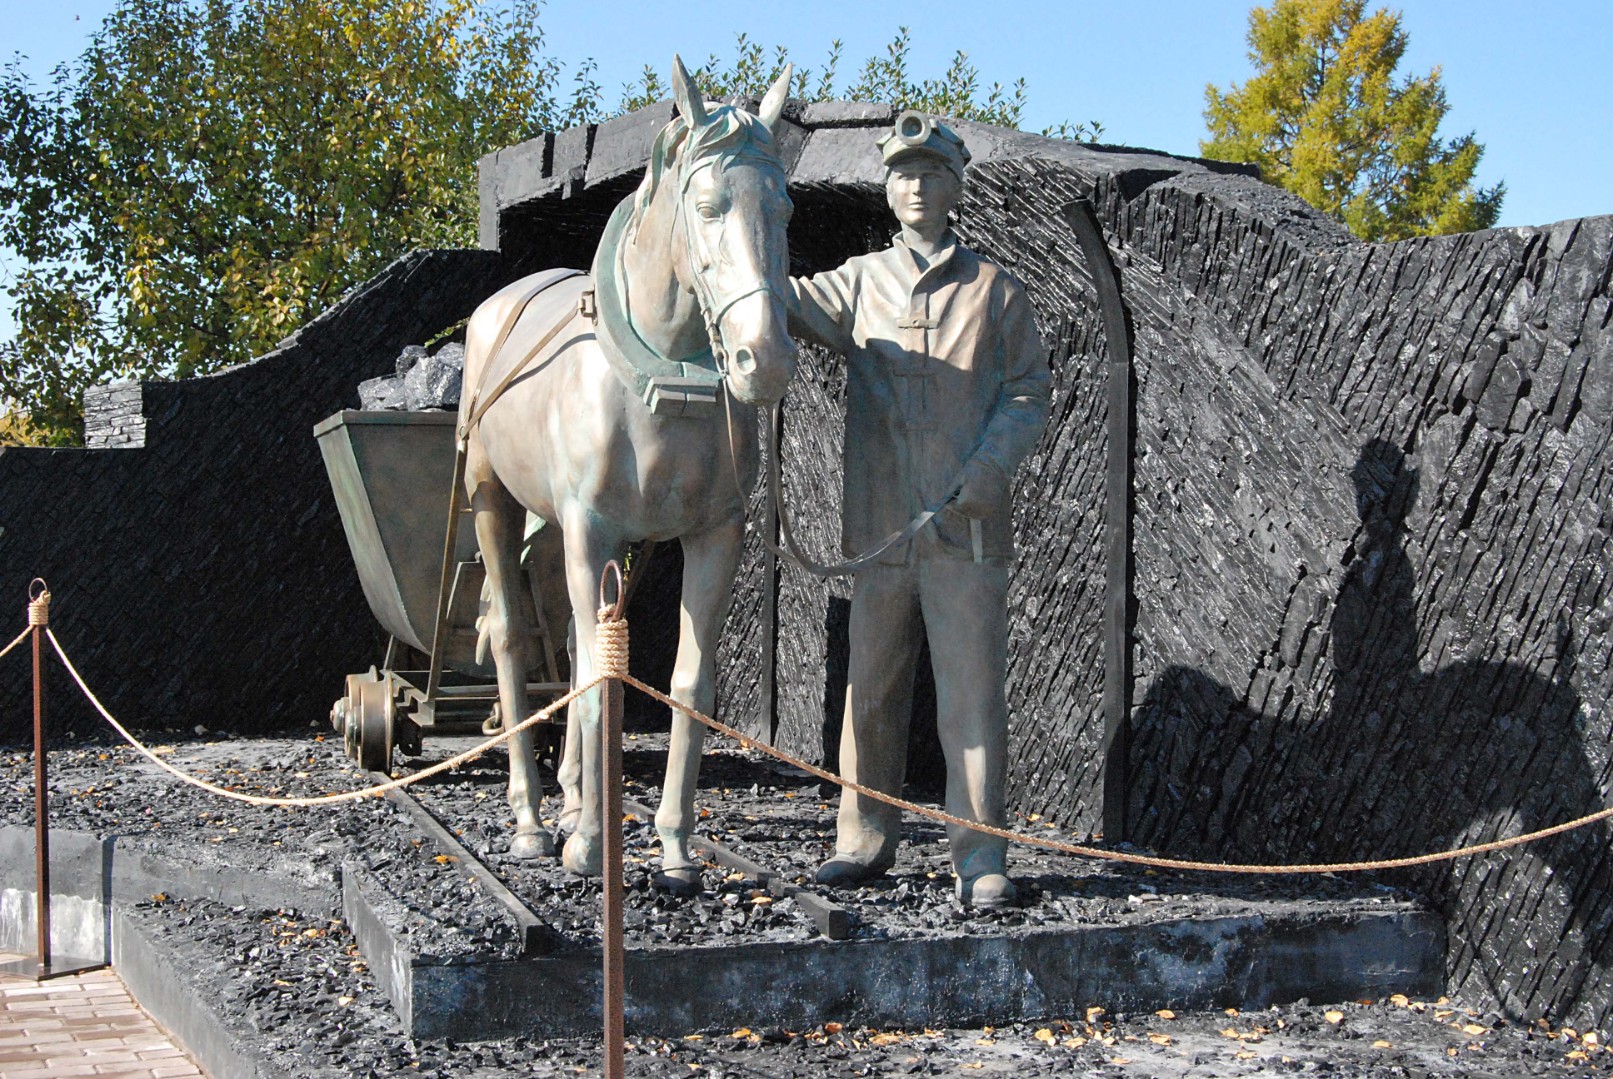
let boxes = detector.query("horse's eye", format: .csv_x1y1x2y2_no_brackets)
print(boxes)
697,203,721,221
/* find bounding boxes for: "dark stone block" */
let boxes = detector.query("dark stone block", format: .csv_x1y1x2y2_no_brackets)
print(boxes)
586,100,675,187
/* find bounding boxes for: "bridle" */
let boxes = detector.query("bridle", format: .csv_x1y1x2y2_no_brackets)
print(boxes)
672,153,790,374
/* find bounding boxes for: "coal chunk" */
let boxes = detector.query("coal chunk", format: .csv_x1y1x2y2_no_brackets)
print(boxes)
403,342,464,411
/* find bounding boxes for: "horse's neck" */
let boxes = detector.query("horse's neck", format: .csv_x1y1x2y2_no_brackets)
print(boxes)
621,181,708,361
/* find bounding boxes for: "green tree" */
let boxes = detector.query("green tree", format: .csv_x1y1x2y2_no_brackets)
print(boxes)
621,28,1103,140
0,0,564,444
2,6,1093,445
1202,0,1503,242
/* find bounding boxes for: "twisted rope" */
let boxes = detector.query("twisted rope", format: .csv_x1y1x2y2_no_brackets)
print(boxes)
27,582,49,628
18,608,1613,873
617,672,1613,876
0,626,29,663
595,608,630,681
46,625,602,807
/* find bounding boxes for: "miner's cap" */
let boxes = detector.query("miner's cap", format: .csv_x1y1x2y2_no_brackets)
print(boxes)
878,110,971,181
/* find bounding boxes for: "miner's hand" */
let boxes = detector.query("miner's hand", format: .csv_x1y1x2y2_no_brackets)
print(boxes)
951,458,1009,519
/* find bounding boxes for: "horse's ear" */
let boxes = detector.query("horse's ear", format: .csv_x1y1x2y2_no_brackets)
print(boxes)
758,63,792,134
671,55,707,128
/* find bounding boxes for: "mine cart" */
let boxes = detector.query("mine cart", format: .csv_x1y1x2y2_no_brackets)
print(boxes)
314,410,571,771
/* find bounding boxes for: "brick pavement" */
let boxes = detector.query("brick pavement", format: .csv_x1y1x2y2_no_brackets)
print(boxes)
0,953,206,1079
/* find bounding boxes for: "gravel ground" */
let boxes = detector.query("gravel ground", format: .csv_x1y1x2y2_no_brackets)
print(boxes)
6,729,1613,1075
118,894,1613,1078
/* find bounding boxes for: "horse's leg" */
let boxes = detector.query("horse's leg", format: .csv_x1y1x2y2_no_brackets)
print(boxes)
558,509,624,877
467,461,554,859
557,613,582,833
654,518,743,893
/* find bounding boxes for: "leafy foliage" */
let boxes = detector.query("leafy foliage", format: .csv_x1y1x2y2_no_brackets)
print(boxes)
0,0,560,444
1201,0,1502,242
1,6,1098,445
621,28,1103,140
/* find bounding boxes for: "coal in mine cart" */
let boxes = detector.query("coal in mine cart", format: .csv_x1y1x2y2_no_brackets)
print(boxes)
314,410,571,771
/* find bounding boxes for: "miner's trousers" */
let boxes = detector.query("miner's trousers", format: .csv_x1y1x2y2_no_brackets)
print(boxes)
832,557,1010,881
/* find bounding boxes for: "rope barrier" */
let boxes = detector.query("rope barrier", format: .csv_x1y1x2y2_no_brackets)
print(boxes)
44,625,605,807
614,673,1613,876
26,580,50,628
14,609,1613,874
0,626,29,663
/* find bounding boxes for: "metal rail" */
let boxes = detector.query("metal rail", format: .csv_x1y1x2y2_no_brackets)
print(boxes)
373,776,560,956
623,796,852,940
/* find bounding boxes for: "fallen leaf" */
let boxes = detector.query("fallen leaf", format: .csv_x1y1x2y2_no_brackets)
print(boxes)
1324,1011,1345,1024
1435,1009,1454,1019
1569,1050,1589,1062
1155,1009,1175,1020
1111,1057,1131,1065
1220,1028,1240,1039
1148,1033,1172,1046
1586,1032,1602,1047
432,854,458,864
1372,1040,1393,1049
1034,1028,1056,1045
1389,994,1410,1007
869,1032,902,1046
1065,1036,1087,1048
961,1064,983,1071
337,995,354,1007
730,1028,753,1039
1462,1023,1487,1036
1225,1007,1240,1017
974,1038,996,1046
1235,1050,1258,1060
1086,1006,1105,1024
824,1022,843,1035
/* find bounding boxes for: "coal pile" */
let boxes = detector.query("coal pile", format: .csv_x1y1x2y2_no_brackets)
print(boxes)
399,732,1426,951
4,731,1608,1074
359,341,465,411
122,894,1610,1078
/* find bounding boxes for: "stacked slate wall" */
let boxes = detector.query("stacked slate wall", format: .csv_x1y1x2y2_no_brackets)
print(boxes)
0,250,513,740
478,106,1611,1025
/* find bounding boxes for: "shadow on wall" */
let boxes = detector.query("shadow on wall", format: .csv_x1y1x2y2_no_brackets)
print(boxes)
1128,437,1609,1020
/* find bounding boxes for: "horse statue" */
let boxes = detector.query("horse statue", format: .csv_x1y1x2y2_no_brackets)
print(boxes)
457,58,797,891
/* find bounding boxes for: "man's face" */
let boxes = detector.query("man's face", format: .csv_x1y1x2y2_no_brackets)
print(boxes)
885,157,961,232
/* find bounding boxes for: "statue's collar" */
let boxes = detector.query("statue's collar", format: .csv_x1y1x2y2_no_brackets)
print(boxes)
891,229,959,283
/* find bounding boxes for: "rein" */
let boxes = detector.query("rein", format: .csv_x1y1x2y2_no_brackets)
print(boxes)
719,383,956,579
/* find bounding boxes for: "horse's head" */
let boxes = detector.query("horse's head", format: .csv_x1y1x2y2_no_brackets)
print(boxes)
636,58,797,407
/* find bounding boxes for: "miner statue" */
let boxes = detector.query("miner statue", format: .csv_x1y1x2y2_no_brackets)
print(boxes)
787,112,1052,907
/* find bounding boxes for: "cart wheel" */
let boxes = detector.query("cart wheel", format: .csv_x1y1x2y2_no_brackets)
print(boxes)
354,676,394,773
339,670,380,761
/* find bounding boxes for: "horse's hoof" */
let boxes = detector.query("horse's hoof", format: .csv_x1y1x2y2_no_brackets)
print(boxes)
652,866,702,896
509,829,556,860
562,833,602,877
955,872,1019,909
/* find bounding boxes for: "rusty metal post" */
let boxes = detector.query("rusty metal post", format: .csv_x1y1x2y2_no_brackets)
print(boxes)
598,563,627,1079
31,584,50,976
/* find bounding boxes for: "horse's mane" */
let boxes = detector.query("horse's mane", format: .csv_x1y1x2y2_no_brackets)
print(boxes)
630,105,780,236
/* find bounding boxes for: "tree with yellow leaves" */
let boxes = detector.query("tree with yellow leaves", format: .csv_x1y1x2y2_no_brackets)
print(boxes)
1202,0,1503,243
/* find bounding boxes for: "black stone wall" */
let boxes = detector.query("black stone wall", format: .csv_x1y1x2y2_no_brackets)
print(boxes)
4,98,1609,1028
467,108,1613,1025
0,250,514,740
